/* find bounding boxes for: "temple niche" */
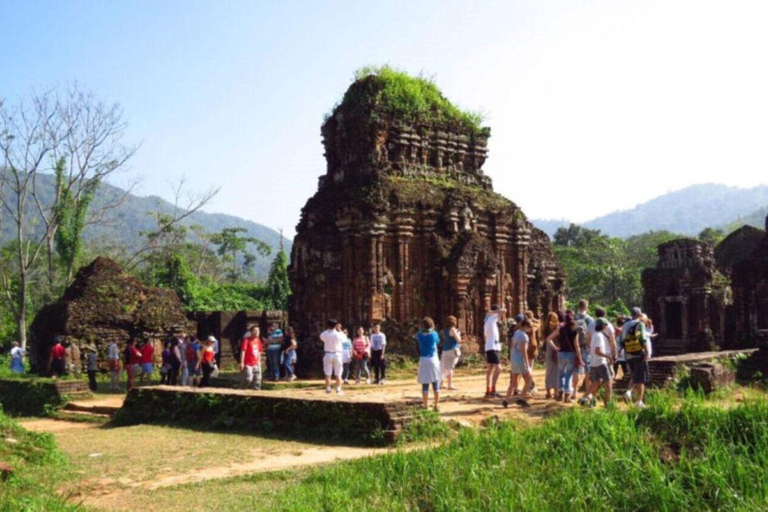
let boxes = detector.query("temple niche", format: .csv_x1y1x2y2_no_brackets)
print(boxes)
289,70,565,372
642,239,730,355
716,216,768,345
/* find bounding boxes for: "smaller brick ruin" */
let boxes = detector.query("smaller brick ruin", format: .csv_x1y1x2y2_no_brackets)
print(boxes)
716,215,768,345
642,239,730,355
30,257,192,372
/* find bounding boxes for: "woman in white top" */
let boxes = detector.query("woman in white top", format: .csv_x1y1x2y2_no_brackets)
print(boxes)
10,341,25,374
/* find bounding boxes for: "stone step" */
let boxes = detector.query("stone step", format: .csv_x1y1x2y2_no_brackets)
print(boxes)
55,410,112,421
64,402,120,416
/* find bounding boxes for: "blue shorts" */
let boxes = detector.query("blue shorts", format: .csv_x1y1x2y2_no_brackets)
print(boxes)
141,363,154,375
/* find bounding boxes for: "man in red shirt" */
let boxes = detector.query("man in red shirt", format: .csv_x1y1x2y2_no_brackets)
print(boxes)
240,325,262,390
139,340,155,383
124,339,143,391
50,337,67,378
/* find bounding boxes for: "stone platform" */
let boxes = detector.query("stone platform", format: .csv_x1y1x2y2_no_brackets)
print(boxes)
115,385,421,445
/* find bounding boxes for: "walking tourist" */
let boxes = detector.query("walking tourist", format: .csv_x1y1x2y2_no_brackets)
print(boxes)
124,339,142,391
574,300,594,395
581,318,614,407
320,319,345,394
9,341,25,374
139,340,155,383
621,307,650,408
503,318,534,407
240,326,262,390
417,317,441,411
370,323,387,384
552,311,581,403
86,345,98,392
266,323,284,381
282,326,298,381
352,327,371,384
107,339,120,390
484,305,505,398
642,314,656,358
524,311,540,393
179,334,189,386
50,336,67,378
198,337,216,387
160,342,171,384
341,329,352,384
168,337,182,386
613,316,628,380
542,312,560,399
185,335,202,387
439,315,461,391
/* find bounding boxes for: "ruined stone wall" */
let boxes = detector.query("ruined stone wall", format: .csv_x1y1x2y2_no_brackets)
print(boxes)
642,239,730,355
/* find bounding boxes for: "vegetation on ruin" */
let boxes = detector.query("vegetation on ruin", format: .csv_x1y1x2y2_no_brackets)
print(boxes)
330,65,486,135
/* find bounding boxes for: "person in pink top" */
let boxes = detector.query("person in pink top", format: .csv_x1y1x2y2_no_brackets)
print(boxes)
352,327,371,385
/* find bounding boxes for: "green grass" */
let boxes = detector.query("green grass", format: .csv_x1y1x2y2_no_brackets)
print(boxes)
0,406,83,511
332,65,485,134
137,395,768,511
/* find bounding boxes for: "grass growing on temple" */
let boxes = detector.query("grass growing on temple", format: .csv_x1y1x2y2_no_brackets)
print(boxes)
143,394,768,511
332,65,485,134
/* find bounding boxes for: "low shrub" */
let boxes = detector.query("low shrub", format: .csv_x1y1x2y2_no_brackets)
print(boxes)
0,378,68,416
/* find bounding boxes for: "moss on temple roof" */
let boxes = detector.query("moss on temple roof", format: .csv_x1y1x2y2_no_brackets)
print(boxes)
329,66,486,135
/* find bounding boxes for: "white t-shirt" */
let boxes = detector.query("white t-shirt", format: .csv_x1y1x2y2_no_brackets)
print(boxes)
320,329,345,353
107,343,119,361
370,333,387,351
590,331,610,367
484,313,501,352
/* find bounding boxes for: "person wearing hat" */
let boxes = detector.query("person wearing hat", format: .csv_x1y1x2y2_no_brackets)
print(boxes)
484,304,506,398
580,318,613,407
620,307,649,408
86,345,98,392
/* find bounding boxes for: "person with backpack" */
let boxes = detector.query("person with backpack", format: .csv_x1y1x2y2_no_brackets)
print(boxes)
185,335,202,387
620,307,650,408
573,300,594,395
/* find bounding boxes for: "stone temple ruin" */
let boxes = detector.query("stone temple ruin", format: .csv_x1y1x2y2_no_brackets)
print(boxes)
716,215,768,345
642,239,730,355
643,216,768,355
30,257,191,372
289,72,565,370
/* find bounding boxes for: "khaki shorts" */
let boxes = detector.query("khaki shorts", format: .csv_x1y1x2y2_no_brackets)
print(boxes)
241,365,262,390
323,353,343,377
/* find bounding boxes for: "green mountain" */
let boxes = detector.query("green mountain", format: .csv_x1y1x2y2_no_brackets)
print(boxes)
533,183,768,238
0,171,290,279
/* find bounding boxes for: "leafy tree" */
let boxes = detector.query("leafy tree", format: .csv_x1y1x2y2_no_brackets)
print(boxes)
210,227,270,283
698,227,725,246
266,249,290,310
553,224,604,248
54,158,99,284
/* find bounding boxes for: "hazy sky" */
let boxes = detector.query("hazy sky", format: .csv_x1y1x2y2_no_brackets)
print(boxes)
2,0,767,236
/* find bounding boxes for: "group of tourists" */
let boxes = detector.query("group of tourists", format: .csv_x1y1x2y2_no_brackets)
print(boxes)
483,300,655,410
35,301,654,411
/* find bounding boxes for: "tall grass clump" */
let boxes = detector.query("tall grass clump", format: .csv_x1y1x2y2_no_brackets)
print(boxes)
263,399,768,511
0,405,82,511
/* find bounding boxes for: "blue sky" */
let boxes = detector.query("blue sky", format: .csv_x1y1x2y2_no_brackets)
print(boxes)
3,0,768,237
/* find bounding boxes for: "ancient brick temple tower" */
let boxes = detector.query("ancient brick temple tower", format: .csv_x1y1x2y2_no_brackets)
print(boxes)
289,70,565,367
